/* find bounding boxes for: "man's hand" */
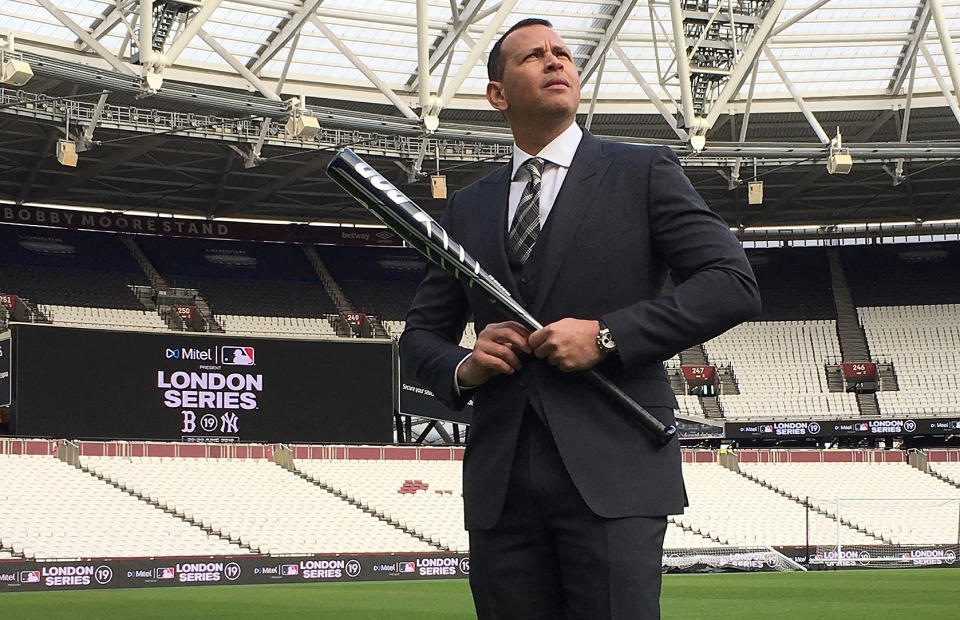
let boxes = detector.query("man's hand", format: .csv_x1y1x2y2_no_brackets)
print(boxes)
529,318,604,372
458,321,533,387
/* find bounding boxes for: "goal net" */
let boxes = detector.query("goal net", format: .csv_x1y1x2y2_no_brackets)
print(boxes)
811,497,960,567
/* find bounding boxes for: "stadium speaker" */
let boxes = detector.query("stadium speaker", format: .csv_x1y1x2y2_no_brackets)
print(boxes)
286,113,320,140
748,180,763,205
430,175,447,199
1,57,32,86
56,139,78,167
827,151,853,175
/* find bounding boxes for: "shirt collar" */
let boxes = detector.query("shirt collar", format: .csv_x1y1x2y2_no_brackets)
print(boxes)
511,122,583,180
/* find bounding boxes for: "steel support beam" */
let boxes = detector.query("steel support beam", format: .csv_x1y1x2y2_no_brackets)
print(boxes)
585,53,605,131
310,16,419,120
889,2,931,95
769,0,832,37
78,92,110,151
165,0,223,65
703,0,787,130
416,0,432,111
197,29,281,101
35,0,135,76
139,0,154,68
892,54,918,182
80,4,127,53
409,0,487,91
472,2,504,24
580,0,638,88
920,42,960,126
731,57,760,182
247,32,300,167
763,45,829,144
667,0,702,133
439,0,517,109
249,0,326,73
928,0,960,113
612,43,688,141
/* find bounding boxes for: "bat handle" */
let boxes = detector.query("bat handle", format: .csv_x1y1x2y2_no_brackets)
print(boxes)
582,369,678,446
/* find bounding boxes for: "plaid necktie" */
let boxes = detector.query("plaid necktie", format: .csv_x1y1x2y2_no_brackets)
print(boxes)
508,157,545,264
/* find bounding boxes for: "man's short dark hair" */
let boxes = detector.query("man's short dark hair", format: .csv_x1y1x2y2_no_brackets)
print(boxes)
487,18,553,81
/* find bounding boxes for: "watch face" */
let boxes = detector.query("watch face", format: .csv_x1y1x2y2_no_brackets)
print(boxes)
598,330,616,351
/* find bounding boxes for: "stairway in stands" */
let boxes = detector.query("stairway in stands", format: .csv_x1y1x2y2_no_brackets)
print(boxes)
680,344,724,418
120,234,223,332
826,248,880,417
302,244,385,337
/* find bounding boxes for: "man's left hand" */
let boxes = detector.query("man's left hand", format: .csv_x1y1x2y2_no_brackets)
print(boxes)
529,318,604,372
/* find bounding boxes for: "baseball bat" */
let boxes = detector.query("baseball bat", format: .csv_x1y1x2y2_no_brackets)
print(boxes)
326,147,677,446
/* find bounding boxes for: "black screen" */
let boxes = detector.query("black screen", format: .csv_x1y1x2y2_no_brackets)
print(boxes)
10,325,394,443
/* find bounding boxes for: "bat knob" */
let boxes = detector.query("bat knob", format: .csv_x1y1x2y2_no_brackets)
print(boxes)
658,425,678,446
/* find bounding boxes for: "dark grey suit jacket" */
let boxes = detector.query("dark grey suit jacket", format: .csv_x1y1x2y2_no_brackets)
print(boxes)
401,130,760,530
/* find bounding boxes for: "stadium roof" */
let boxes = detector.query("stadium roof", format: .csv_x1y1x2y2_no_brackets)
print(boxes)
0,0,958,227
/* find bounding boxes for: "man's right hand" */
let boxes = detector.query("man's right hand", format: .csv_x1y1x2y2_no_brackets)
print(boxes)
457,321,533,388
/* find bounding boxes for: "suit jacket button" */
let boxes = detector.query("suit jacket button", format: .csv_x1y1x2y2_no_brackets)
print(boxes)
519,275,530,284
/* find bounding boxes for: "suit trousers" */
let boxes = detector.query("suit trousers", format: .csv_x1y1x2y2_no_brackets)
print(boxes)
468,408,668,620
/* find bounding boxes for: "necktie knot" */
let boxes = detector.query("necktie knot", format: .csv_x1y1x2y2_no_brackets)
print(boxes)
521,157,545,182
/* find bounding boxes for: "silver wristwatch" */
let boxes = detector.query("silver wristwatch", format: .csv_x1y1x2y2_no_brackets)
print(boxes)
596,320,617,354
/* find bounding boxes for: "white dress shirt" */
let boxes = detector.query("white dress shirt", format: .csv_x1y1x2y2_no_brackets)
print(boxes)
455,121,584,393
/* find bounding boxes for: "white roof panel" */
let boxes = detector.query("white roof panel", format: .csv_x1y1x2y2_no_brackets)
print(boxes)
2,0,959,116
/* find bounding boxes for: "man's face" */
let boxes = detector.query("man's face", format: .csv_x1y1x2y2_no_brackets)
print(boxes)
487,24,581,124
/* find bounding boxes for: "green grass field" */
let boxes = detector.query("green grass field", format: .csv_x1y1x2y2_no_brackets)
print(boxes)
2,569,958,619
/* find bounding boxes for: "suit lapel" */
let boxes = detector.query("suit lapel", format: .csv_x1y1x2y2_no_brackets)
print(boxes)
529,131,610,317
474,164,522,300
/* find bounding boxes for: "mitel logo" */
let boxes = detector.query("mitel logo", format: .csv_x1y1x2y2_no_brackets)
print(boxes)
165,347,214,361
222,346,255,366
0,572,17,582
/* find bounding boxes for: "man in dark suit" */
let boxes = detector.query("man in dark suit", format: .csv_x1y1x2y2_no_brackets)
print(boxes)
401,18,760,619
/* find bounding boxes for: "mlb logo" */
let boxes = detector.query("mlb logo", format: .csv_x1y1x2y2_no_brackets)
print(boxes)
156,567,175,580
762,425,774,434
399,562,415,573
281,564,299,576
857,423,869,431
222,346,255,366
20,571,40,583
